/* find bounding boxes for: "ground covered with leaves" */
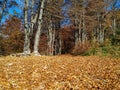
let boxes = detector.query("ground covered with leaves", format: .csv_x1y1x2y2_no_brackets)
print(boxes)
0,55,120,90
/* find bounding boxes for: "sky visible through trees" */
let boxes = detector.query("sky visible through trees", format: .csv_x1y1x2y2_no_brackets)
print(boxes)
0,0,120,25
0,0,120,56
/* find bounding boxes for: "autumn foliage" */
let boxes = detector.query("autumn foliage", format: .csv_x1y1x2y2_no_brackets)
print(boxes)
60,26,75,54
72,42,90,55
0,17,24,55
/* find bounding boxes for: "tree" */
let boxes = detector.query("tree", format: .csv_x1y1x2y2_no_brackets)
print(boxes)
1,16,24,55
44,0,63,55
0,0,7,23
23,0,31,55
33,0,45,55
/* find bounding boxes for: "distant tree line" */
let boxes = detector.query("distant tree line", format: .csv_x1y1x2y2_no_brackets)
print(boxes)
0,0,120,56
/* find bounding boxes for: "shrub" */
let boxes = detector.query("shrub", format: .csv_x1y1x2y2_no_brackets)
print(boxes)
0,30,24,56
103,46,120,57
84,45,120,58
71,42,90,55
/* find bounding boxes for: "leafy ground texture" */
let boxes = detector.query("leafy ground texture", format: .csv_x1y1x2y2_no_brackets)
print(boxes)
0,55,120,90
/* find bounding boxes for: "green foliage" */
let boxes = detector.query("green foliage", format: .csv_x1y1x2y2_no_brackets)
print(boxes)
82,37,120,58
83,44,120,58
111,28,120,45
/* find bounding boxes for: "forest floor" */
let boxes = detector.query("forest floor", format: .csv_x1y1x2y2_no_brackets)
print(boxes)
0,55,120,90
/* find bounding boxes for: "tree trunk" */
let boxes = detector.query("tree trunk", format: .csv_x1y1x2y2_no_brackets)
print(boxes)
23,0,31,55
78,16,82,43
33,0,45,55
48,20,56,55
111,0,117,36
112,18,116,36
48,21,53,55
31,0,38,36
82,8,86,43
58,37,62,55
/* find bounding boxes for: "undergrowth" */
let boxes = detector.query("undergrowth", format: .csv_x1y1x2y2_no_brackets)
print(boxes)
84,45,120,58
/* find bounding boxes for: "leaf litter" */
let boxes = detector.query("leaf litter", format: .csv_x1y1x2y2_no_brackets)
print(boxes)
0,55,120,90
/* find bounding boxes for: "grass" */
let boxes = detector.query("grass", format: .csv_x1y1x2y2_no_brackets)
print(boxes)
0,55,120,90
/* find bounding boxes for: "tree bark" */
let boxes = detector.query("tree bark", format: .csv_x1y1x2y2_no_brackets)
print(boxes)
82,8,87,43
33,0,45,55
23,0,31,55
58,37,62,55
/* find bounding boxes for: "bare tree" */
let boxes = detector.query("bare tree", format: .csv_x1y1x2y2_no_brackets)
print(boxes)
23,0,31,55
33,0,45,55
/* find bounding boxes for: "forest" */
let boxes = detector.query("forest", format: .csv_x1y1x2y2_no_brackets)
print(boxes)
0,0,119,57
0,0,120,89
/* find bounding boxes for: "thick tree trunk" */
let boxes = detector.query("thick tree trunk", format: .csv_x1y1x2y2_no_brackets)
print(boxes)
48,20,56,55
31,0,38,36
97,12,105,44
33,0,45,55
48,26,53,55
23,0,31,55
23,30,31,54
